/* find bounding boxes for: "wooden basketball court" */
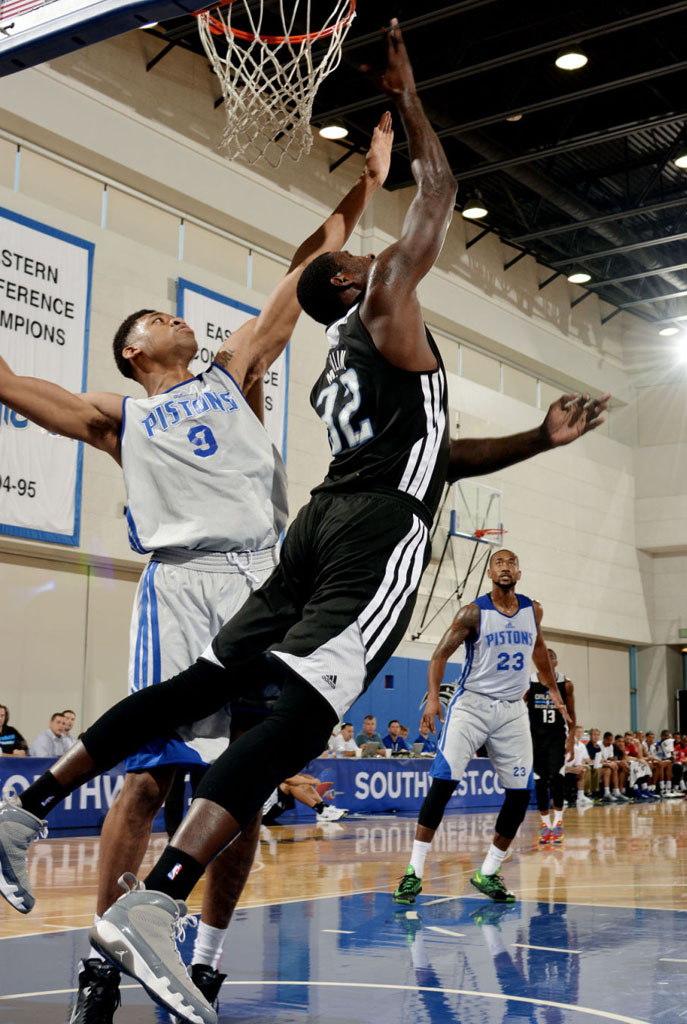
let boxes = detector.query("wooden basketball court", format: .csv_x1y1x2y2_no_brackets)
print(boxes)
1,801,685,1023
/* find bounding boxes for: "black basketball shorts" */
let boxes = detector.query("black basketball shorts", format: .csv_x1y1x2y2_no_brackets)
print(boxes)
209,491,431,720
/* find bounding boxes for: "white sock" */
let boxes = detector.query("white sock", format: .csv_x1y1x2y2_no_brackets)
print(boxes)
641,782,648,790
604,787,610,796
659,781,665,792
553,808,563,826
613,788,621,796
409,839,432,877
89,915,106,962
480,843,507,877
540,813,551,828
481,924,507,957
666,781,672,792
192,922,228,970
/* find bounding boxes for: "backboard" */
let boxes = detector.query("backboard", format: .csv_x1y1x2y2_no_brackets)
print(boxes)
0,0,202,75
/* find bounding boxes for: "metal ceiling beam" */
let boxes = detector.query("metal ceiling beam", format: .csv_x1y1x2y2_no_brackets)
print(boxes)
317,2,687,121
550,231,687,265
509,195,687,243
654,312,687,323
586,262,687,288
618,289,687,309
449,111,687,183
401,60,687,151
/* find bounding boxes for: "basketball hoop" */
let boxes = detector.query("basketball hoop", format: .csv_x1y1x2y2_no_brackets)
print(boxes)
473,528,507,540
194,0,357,167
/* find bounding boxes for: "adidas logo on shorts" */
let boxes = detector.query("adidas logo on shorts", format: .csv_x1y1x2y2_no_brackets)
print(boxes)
322,674,337,688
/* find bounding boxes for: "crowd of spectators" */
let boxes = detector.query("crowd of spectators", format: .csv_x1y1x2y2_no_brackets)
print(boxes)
328,715,438,758
565,726,687,805
0,707,77,758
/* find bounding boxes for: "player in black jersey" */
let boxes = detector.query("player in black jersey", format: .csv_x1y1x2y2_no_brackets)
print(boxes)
527,649,576,845
0,22,456,1023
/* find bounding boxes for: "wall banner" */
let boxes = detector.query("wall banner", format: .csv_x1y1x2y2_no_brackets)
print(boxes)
177,278,288,461
0,206,93,545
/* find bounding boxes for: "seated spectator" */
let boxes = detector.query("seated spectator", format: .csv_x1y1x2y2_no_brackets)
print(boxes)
414,721,438,754
61,709,77,746
615,734,656,800
564,726,595,807
383,719,410,754
639,730,669,797
588,728,629,803
673,733,687,795
0,704,27,756
356,715,383,749
600,731,629,800
400,724,410,745
29,712,73,758
329,722,360,758
262,774,347,824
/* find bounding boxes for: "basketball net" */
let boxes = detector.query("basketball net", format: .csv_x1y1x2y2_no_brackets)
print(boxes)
196,0,356,167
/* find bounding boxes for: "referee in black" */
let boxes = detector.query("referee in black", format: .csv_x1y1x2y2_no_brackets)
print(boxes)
527,648,576,845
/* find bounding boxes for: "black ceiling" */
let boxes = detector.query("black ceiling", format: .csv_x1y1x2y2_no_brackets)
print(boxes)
146,0,687,327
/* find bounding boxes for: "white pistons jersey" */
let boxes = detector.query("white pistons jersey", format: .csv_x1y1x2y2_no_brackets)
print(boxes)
121,363,288,554
456,593,538,701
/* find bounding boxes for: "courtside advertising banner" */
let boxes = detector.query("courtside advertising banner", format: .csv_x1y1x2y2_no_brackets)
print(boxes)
0,207,93,545
178,278,288,460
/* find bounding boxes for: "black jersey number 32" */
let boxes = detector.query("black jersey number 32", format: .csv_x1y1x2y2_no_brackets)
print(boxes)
317,368,374,455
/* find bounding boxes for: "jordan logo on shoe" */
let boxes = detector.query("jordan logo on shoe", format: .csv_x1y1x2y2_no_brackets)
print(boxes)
114,949,128,961
322,674,337,688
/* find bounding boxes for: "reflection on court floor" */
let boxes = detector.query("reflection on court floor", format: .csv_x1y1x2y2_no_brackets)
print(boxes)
1,891,686,1023
1,805,686,1023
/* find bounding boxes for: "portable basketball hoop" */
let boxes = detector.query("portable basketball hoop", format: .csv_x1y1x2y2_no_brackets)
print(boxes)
194,0,357,167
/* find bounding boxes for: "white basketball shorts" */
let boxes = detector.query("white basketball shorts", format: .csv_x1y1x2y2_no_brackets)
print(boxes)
431,688,533,790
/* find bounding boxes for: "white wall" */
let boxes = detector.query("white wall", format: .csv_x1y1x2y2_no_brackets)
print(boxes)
0,29,679,736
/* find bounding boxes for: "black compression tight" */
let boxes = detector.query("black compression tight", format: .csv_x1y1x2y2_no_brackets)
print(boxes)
193,674,337,827
418,778,458,831
81,659,234,772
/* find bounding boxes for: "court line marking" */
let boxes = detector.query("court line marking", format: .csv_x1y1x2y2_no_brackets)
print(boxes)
421,895,462,906
322,929,355,934
659,958,687,963
512,943,581,954
0,978,653,1021
426,926,466,937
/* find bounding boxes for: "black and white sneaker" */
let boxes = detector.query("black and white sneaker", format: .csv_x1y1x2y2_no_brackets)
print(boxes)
0,795,47,913
191,964,226,1007
69,958,121,1024
89,874,216,1024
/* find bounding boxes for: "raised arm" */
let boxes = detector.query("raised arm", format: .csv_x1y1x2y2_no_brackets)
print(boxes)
423,603,478,734
531,604,571,723
0,353,122,459
214,114,394,392
447,392,610,484
360,19,457,371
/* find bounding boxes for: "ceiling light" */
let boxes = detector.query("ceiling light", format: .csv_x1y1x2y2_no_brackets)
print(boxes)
506,113,523,122
462,191,488,219
659,326,680,336
555,46,588,71
140,21,158,28
319,124,348,140
567,271,591,284
674,151,687,169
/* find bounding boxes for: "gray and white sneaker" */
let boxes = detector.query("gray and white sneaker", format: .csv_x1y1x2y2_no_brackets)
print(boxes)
0,795,48,913
89,874,216,1024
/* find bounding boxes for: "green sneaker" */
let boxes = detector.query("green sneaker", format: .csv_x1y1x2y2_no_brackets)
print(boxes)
393,865,422,905
470,869,515,903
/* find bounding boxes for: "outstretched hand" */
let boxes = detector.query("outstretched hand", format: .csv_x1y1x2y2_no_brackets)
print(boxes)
365,111,394,184
542,392,610,447
421,697,444,735
361,18,417,99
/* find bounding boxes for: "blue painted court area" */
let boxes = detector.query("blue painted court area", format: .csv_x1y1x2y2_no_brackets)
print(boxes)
0,894,685,1023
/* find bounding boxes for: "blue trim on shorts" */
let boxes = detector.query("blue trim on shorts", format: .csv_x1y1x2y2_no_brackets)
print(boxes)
125,736,208,772
148,563,161,684
429,748,454,780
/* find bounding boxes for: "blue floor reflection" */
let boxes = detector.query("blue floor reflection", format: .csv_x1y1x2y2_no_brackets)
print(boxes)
1,894,686,1023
